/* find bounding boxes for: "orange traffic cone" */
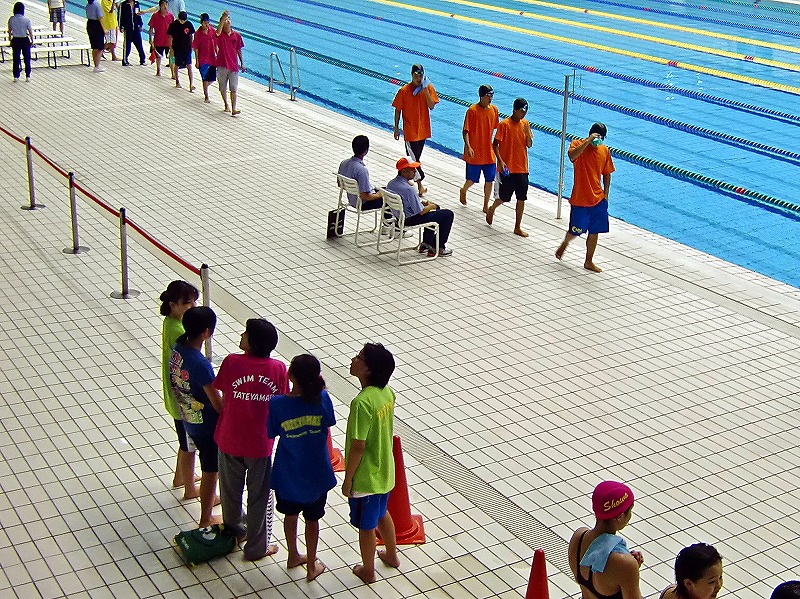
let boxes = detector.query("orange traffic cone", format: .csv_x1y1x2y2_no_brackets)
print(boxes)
378,435,425,545
525,549,550,599
327,429,344,472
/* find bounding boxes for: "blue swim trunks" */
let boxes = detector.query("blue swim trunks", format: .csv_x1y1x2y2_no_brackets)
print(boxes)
465,163,496,184
568,199,609,236
349,492,390,530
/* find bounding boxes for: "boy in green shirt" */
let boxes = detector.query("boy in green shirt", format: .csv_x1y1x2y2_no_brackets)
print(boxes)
342,343,400,584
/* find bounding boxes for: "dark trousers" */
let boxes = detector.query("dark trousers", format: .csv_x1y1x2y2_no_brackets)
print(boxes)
405,139,427,181
123,29,145,64
405,208,454,249
11,37,31,79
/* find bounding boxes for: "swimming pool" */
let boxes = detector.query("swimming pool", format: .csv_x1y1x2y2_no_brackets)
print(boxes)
82,0,800,286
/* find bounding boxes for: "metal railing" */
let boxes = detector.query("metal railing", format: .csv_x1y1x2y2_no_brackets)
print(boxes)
2,126,215,360
268,48,300,101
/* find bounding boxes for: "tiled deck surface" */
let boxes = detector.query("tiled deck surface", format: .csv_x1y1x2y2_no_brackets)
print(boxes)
0,3,799,598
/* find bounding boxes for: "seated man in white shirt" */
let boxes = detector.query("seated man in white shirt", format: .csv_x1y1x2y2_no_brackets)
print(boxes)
386,157,454,257
338,135,384,211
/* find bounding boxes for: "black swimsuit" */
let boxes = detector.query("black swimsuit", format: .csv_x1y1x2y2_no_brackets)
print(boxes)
575,530,624,599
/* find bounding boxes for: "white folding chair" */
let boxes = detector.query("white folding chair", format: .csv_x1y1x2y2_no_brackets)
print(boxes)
335,174,381,248
377,188,439,265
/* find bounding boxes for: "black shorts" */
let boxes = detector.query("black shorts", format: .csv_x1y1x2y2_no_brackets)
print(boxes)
186,428,218,473
498,172,529,202
154,45,170,57
86,19,104,50
173,51,191,69
275,492,327,521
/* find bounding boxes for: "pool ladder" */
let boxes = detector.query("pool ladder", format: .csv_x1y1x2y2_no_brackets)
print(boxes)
268,48,301,101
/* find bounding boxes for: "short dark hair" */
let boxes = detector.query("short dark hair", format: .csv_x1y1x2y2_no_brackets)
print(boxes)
674,544,722,596
772,582,800,599
589,122,607,138
13,2,24,14
159,280,199,316
245,318,278,358
361,343,395,388
177,306,216,344
352,135,369,157
288,354,326,403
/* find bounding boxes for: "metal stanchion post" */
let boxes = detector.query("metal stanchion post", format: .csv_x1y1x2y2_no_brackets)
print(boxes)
21,136,45,210
556,74,570,220
201,264,212,360
63,172,89,254
110,207,140,299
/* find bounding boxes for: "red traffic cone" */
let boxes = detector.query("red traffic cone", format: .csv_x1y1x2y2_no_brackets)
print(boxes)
327,429,344,472
525,549,550,599
378,435,425,545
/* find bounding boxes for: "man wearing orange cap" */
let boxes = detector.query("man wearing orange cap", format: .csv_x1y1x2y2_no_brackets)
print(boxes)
568,481,644,599
386,156,454,257
392,64,439,197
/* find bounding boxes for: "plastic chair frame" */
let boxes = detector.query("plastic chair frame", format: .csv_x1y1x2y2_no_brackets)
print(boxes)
377,188,439,265
335,174,381,248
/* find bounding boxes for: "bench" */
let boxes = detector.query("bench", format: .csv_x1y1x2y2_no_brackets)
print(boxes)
1,37,79,64
31,44,92,68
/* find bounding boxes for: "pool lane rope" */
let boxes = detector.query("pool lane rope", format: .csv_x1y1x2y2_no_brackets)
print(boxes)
420,0,800,72
584,0,800,37
286,0,800,127
245,4,800,166
612,0,800,19
367,0,800,93
513,0,800,52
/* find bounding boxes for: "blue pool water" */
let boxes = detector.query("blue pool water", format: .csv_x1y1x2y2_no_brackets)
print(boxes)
82,0,800,286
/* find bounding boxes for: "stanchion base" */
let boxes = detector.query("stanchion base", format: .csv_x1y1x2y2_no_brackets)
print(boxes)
63,246,89,254
21,203,46,210
110,290,141,300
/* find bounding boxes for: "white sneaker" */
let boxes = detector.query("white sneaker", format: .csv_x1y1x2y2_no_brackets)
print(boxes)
93,65,106,73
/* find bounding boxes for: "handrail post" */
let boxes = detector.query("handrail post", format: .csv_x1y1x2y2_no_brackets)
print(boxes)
110,207,140,299
201,264,212,360
556,74,570,220
289,47,298,101
269,53,274,92
63,172,89,254
21,136,45,210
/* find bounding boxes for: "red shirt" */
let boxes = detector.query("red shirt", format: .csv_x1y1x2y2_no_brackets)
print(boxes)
212,353,289,459
216,30,243,71
148,11,174,47
191,25,216,66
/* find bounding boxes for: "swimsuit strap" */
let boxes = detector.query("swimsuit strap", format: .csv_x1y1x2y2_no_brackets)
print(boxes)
575,530,624,599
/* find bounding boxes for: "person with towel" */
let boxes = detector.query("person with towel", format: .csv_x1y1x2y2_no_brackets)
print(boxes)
568,481,645,599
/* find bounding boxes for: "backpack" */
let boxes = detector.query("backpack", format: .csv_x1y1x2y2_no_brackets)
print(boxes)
174,524,236,567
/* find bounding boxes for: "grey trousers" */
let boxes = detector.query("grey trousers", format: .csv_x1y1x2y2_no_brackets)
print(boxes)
218,451,274,560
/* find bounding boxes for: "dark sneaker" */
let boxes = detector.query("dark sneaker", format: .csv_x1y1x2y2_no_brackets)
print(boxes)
418,243,430,254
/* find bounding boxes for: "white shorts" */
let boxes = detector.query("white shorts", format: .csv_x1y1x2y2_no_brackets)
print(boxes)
217,67,239,93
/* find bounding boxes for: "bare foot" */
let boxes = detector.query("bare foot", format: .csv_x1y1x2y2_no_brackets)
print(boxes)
231,109,241,116
377,549,400,568
267,544,279,556
155,70,161,76
204,97,210,103
287,553,307,569
418,186,427,196
175,82,182,88
584,262,603,272
352,564,376,584
486,206,495,225
555,242,568,260
306,559,325,582
223,106,230,112
514,228,529,238
236,535,247,545
181,486,200,500
173,474,201,488
190,86,196,92
243,544,279,561
199,515,222,528
483,203,489,214
459,188,467,205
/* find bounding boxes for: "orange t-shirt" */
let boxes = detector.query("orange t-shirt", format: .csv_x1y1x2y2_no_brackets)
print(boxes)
494,117,531,174
392,83,439,142
568,139,615,207
463,103,499,165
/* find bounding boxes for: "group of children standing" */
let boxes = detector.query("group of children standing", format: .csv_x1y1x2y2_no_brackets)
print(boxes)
158,280,399,583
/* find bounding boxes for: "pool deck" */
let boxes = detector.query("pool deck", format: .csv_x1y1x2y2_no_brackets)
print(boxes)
1,2,799,598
